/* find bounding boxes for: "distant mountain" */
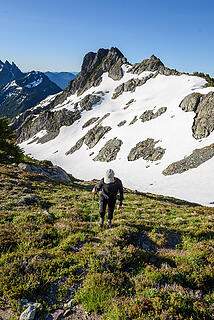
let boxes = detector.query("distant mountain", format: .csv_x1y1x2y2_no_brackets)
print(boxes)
0,60,24,87
0,66,62,118
45,71,77,89
12,47,214,206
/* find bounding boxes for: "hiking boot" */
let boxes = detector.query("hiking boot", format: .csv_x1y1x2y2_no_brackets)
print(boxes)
99,218,104,227
107,219,112,228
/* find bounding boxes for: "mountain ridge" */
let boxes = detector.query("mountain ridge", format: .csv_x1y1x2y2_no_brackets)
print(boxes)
0,61,62,118
11,47,214,206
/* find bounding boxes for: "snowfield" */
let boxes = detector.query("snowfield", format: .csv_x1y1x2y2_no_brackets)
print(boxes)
20,67,214,206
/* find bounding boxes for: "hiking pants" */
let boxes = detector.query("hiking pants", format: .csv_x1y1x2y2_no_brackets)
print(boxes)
99,195,116,220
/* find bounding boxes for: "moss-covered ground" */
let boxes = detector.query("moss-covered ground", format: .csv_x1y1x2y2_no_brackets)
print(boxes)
0,163,213,319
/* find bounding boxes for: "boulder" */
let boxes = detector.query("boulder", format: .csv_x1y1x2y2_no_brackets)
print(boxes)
140,107,167,122
84,125,112,149
179,91,214,139
93,138,123,162
19,306,36,320
128,138,165,161
117,120,127,127
65,137,85,155
18,163,71,183
179,93,201,112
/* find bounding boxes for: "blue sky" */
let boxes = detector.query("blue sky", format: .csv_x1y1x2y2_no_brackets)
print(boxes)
1,0,214,75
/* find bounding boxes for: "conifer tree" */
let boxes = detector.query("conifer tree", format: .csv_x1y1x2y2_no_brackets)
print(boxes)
0,117,23,163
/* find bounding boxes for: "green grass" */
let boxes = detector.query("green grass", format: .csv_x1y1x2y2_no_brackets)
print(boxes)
0,163,213,319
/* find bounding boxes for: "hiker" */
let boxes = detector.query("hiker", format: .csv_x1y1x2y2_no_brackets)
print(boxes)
92,169,123,228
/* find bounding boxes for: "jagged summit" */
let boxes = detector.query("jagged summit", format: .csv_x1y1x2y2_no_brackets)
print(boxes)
0,69,61,118
0,60,24,87
67,46,127,96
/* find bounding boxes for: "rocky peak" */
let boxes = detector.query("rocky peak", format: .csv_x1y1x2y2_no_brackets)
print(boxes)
0,59,23,87
66,47,127,96
128,55,165,75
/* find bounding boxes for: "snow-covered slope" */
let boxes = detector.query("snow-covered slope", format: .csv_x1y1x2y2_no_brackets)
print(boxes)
17,48,214,206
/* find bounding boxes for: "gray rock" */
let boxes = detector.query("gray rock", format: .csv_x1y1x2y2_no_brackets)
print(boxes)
124,99,135,109
64,298,73,309
18,162,71,183
66,124,111,154
193,92,214,139
128,138,165,161
72,47,127,96
82,117,99,129
19,194,42,206
117,120,127,127
93,138,123,162
79,94,101,111
96,113,110,125
15,108,81,144
179,91,214,139
128,55,164,74
112,83,124,99
108,58,124,80
128,55,181,76
19,306,36,320
65,137,85,155
84,124,112,149
112,73,155,99
129,116,138,125
163,143,214,175
179,93,201,112
140,107,167,122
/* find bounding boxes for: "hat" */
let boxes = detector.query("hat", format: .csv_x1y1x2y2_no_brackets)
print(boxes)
104,169,115,184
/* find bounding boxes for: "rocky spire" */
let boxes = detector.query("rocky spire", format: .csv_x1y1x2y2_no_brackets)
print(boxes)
66,47,127,96
0,60,24,87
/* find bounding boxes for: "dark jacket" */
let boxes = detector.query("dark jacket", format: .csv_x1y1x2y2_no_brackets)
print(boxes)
96,177,124,206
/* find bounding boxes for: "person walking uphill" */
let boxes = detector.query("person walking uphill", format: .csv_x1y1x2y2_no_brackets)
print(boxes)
92,169,123,228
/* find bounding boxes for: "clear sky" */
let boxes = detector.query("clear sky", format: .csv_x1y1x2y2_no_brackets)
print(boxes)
1,0,214,75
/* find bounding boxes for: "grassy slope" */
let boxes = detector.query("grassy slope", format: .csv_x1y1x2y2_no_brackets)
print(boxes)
0,163,213,319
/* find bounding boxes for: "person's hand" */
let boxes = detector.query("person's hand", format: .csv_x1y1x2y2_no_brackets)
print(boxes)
92,187,97,194
117,205,122,210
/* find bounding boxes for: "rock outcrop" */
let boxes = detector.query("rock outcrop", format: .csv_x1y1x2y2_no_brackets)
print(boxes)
66,124,112,154
78,94,101,111
84,125,112,148
128,55,181,76
112,73,155,99
179,91,214,139
14,108,81,144
117,120,127,127
162,143,214,175
140,107,167,122
93,138,123,162
18,162,71,183
82,117,100,129
128,138,165,161
58,47,127,100
129,116,138,125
